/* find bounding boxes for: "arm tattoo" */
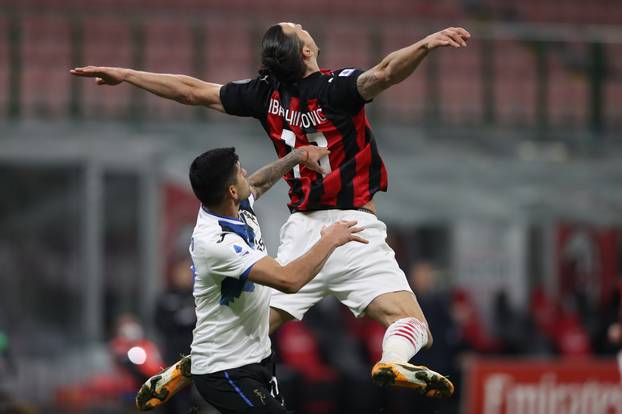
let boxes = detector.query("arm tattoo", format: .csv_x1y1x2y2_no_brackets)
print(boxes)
357,40,429,101
356,70,388,101
248,150,303,200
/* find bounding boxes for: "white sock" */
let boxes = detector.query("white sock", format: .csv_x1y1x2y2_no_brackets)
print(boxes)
380,317,429,363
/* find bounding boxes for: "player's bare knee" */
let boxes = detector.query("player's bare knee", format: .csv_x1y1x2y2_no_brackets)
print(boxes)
367,291,427,326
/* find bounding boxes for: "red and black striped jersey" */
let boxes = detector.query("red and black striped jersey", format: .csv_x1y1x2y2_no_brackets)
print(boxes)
219,68,388,212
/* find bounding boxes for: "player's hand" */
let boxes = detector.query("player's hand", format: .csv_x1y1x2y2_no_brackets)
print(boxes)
297,145,330,174
321,220,368,247
424,27,470,49
69,66,127,86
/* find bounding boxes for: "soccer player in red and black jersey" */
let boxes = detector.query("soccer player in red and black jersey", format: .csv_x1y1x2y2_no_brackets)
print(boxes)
72,22,470,407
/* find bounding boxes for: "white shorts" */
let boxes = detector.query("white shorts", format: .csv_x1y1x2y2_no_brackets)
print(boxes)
270,209,413,319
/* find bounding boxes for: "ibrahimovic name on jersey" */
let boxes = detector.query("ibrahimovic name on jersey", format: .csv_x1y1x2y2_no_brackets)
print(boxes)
189,195,271,375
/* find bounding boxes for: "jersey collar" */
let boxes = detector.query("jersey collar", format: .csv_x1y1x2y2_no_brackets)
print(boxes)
201,205,243,224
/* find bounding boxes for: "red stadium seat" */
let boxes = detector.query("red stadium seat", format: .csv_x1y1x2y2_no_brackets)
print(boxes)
277,321,338,382
547,44,589,128
320,25,372,71
21,16,72,118
493,39,538,126
0,16,9,116
141,20,195,120
605,44,622,130
81,17,133,118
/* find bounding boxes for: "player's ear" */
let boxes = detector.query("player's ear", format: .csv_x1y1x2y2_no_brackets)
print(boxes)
227,185,238,201
302,46,313,59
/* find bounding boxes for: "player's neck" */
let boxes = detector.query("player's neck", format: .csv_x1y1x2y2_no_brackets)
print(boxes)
303,61,320,78
206,200,240,220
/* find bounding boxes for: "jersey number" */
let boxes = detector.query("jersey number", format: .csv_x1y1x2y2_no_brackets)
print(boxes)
280,129,332,178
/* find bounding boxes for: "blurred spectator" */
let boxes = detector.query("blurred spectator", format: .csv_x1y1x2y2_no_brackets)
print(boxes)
275,317,339,414
529,287,592,357
492,289,554,356
594,281,622,354
408,262,463,414
109,314,164,386
409,262,462,375
0,329,12,385
154,256,197,413
451,288,502,354
155,256,196,364
492,290,522,353
56,314,164,412
0,328,15,412
306,298,381,414
606,282,622,378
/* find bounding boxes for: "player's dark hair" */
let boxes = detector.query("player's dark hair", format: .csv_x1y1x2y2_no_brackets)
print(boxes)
260,24,306,85
189,147,239,208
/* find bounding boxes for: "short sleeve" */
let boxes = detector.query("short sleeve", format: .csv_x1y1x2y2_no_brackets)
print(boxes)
219,77,271,119
198,234,265,281
326,68,370,115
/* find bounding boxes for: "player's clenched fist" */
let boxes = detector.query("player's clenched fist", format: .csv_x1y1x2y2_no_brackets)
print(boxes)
424,27,470,49
70,66,127,85
321,220,368,246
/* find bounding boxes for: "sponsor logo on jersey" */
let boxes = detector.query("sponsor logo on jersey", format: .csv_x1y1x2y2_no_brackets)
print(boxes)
233,244,250,256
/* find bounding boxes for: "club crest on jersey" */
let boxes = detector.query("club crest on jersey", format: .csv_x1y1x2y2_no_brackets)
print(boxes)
339,68,355,77
268,98,327,128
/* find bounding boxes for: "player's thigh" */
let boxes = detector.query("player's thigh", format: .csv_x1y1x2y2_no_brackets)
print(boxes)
275,212,319,266
272,213,327,321
194,371,288,414
328,215,413,319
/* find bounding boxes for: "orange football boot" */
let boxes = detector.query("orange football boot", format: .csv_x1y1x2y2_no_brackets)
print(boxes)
371,361,454,398
136,355,192,411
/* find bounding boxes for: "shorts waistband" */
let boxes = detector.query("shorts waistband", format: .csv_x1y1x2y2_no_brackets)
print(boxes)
357,207,376,215
295,208,376,218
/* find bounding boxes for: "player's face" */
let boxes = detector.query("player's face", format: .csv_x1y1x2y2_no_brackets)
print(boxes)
232,162,252,202
280,22,320,58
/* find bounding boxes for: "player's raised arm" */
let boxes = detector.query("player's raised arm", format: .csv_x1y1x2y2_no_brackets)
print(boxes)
69,66,225,112
247,145,330,200
248,220,368,294
356,27,470,101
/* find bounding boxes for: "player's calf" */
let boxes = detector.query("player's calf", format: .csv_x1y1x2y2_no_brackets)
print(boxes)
370,316,453,397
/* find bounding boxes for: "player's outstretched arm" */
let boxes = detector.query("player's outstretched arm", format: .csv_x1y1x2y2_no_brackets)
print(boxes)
249,220,368,293
356,27,470,101
69,66,225,112
248,145,329,200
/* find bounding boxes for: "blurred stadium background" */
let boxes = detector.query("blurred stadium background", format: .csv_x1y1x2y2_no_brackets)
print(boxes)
1,0,622,413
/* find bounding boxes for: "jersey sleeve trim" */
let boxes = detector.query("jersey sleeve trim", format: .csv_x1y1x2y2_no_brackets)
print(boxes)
240,260,259,283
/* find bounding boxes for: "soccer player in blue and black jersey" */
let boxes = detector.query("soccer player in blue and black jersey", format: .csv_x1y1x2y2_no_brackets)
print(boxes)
72,23,470,409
